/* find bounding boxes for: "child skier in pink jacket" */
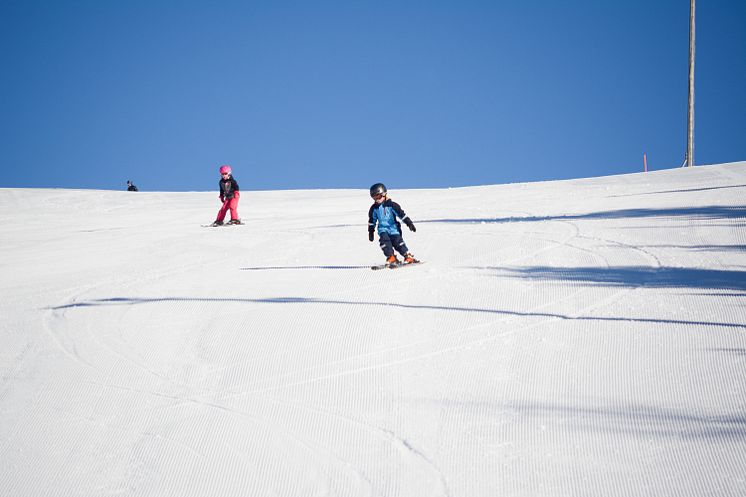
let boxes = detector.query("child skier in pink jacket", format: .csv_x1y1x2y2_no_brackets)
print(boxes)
212,165,242,226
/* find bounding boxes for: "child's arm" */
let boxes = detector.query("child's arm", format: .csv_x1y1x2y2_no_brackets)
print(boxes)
391,201,416,232
367,205,377,241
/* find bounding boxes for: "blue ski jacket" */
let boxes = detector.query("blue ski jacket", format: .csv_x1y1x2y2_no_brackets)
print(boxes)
368,199,410,236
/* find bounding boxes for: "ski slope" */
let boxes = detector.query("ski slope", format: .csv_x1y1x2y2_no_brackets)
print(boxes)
1,162,745,496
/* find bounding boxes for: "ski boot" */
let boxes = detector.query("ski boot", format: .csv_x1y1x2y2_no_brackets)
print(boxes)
227,219,242,225
386,254,400,268
403,253,418,264
211,220,224,227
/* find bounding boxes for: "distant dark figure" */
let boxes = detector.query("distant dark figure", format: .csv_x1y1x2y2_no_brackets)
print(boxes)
127,180,138,192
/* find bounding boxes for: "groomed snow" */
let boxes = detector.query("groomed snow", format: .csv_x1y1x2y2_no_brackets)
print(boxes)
1,162,745,496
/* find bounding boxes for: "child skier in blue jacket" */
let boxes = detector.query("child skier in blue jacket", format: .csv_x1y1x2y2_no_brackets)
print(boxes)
367,183,418,266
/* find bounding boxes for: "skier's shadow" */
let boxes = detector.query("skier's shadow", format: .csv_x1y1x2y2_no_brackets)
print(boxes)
240,265,371,271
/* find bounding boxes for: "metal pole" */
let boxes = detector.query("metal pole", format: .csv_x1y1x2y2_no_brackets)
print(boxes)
686,0,696,167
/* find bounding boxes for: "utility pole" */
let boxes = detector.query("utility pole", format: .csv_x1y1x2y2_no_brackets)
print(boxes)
686,0,696,167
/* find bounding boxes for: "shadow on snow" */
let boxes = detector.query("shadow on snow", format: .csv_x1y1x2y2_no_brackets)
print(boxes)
639,245,746,253
608,183,746,197
240,265,371,271
418,399,746,441
709,348,746,358
485,266,746,293
50,295,746,330
419,205,746,225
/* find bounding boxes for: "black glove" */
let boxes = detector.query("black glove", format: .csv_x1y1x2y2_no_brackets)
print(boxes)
405,220,416,232
368,230,375,242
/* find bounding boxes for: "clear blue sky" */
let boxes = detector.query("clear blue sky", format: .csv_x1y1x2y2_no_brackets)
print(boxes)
1,0,744,192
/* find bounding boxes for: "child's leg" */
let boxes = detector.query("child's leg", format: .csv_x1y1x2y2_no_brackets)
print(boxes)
216,200,230,222
229,192,240,220
390,234,409,256
378,232,395,257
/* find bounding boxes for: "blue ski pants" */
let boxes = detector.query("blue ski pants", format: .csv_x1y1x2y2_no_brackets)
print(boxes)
379,232,409,257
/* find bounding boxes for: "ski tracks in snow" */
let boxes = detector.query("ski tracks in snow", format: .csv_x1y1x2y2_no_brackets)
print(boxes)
183,211,657,495
10,173,746,497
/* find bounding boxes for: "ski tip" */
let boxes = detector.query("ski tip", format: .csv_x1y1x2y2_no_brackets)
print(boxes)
202,222,244,227
371,261,424,270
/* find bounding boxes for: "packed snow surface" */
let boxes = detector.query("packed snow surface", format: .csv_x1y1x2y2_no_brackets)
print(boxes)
1,162,745,496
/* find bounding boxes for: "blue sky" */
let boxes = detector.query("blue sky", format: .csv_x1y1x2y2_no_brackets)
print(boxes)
1,0,744,192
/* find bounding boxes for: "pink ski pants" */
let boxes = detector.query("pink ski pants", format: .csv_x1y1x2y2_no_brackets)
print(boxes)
216,192,240,222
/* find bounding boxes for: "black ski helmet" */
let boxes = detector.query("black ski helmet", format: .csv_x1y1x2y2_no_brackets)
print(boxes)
369,183,387,198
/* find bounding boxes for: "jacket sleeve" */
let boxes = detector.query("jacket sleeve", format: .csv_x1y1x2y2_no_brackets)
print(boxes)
231,179,240,191
392,201,416,231
367,205,376,233
391,201,409,223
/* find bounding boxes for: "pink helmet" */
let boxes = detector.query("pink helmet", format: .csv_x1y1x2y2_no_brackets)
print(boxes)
219,165,232,175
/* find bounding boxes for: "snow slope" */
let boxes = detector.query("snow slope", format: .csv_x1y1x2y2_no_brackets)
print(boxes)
1,162,745,497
